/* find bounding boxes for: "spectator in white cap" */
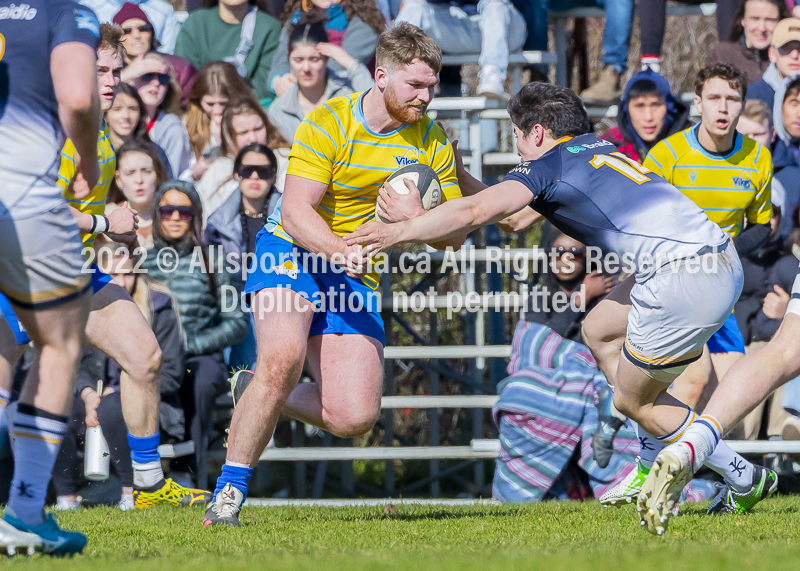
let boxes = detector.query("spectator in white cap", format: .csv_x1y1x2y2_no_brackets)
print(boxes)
748,17,800,105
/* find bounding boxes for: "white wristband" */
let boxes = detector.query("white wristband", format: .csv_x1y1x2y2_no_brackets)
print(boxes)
90,214,110,235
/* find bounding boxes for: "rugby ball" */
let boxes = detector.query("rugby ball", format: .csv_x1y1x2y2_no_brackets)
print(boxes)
376,163,442,223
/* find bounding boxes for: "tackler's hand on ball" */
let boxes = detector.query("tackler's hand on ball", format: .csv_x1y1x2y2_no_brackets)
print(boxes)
376,178,424,223
345,220,402,258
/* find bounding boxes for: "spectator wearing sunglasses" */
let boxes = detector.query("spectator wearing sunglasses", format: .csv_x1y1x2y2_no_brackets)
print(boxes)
196,96,290,224
127,52,193,178
79,0,182,54
142,181,248,477
523,224,616,343
114,2,198,110
105,84,173,178
206,144,280,369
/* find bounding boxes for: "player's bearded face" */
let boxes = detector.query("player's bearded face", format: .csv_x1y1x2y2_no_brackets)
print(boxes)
384,81,428,125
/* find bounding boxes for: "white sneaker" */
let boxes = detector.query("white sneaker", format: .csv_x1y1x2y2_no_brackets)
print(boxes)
202,483,244,527
54,496,80,511
119,494,134,511
0,515,41,556
638,442,694,535
477,66,507,100
599,461,647,507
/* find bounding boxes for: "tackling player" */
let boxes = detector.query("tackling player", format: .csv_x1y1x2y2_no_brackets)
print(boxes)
0,0,100,556
598,63,776,513
345,82,768,535
203,23,467,526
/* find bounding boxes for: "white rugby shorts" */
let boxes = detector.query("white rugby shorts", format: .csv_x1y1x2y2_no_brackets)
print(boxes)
623,243,743,382
0,200,90,309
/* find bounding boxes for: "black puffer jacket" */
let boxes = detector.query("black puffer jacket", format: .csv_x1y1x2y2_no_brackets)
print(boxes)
142,241,247,358
75,290,186,439
751,254,800,342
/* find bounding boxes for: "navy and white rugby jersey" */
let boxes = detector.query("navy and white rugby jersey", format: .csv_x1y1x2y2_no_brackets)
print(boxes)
504,134,728,281
0,0,99,219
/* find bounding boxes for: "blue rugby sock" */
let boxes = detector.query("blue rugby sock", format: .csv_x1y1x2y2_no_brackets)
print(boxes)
8,405,67,526
214,462,253,500
128,432,164,489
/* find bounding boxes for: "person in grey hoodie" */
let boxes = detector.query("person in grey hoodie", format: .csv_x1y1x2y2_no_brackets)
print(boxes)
267,22,373,142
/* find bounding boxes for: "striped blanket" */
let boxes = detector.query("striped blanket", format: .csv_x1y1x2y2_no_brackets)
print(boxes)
492,321,638,503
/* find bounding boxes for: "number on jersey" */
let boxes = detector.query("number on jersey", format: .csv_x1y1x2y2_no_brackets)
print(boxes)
590,152,651,184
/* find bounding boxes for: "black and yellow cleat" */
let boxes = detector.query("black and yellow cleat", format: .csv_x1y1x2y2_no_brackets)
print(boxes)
133,478,212,509
230,369,254,407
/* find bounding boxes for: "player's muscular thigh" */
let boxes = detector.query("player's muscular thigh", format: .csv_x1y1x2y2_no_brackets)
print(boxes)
306,333,384,437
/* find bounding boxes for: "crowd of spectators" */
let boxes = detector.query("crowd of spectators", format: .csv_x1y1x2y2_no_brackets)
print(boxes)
15,0,800,505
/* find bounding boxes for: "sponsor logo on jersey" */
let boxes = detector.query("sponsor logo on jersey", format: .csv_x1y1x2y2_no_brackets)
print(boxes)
567,140,613,154
732,176,752,189
0,4,37,20
74,9,100,36
689,171,698,183
272,260,299,279
394,149,420,167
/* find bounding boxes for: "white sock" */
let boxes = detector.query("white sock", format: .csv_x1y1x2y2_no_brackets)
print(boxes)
655,408,697,462
631,420,664,469
8,406,67,526
678,414,722,471
132,460,165,489
705,440,754,491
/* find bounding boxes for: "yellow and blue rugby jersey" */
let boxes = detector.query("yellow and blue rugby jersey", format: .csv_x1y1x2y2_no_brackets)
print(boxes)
643,124,772,237
268,91,461,289
58,123,116,246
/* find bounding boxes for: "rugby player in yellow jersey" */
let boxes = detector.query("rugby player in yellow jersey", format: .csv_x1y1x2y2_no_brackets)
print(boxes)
205,23,478,526
1,25,210,511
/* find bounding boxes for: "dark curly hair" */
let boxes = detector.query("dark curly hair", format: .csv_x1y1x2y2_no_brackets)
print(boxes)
280,0,385,34
695,63,748,98
508,83,591,138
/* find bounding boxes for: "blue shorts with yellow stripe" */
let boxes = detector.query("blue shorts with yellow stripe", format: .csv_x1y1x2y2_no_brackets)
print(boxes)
0,264,112,346
244,230,385,345
706,313,745,354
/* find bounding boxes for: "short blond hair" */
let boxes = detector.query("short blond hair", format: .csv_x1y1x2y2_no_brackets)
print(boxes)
98,23,125,58
743,98,771,125
375,22,442,74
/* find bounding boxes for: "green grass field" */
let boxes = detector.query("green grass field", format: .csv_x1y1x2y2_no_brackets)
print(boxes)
7,496,800,570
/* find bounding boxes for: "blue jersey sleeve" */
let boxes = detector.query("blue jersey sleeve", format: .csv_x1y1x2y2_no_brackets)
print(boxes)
503,161,545,201
48,0,100,53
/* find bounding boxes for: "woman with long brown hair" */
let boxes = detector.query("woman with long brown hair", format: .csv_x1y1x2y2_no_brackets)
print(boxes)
705,0,790,84
107,138,170,249
196,96,290,222
268,0,385,96
184,62,253,182
141,180,248,482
